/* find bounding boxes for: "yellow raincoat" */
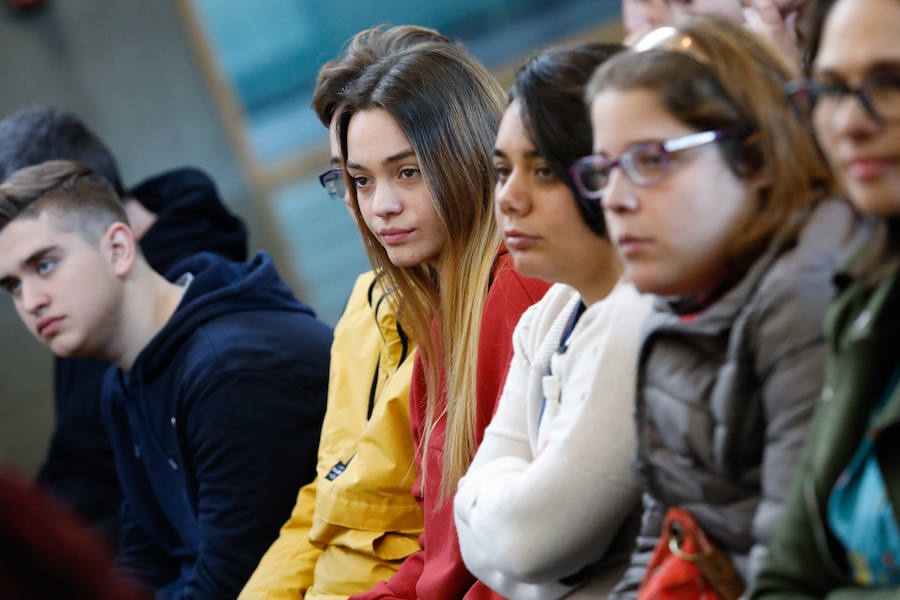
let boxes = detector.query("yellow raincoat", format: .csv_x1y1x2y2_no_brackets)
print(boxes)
240,272,422,600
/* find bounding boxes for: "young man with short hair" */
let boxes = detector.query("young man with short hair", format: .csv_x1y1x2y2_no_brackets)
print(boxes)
0,160,331,599
0,106,249,546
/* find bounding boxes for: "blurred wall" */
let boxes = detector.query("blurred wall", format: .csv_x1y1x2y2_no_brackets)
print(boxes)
0,1,254,474
0,1,623,476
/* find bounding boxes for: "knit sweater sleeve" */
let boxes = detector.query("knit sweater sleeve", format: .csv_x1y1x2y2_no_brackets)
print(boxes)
454,294,552,600
456,283,648,599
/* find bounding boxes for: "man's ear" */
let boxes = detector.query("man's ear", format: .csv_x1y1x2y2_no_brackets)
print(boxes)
102,222,137,277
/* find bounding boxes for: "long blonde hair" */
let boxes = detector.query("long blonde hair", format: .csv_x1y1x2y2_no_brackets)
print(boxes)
338,42,506,499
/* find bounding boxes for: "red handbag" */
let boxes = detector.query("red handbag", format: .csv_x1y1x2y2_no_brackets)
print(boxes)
637,507,745,600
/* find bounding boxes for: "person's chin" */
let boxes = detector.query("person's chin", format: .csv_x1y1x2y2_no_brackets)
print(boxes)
386,250,423,269
48,343,75,358
510,252,549,280
846,177,900,216
49,337,86,359
626,265,669,296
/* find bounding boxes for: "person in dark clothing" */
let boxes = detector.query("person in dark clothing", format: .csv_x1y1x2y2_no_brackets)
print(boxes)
0,107,248,548
0,161,330,599
129,168,247,276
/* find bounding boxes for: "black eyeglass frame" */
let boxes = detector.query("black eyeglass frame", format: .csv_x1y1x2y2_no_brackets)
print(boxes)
784,74,900,125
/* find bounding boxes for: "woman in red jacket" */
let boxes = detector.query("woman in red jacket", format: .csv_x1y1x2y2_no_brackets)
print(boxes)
336,41,550,600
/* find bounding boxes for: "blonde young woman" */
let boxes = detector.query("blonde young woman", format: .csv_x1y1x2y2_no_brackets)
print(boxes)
573,19,864,598
337,42,550,600
240,26,455,600
453,42,653,600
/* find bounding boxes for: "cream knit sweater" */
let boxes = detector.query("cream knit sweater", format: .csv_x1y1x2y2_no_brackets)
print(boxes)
454,281,651,600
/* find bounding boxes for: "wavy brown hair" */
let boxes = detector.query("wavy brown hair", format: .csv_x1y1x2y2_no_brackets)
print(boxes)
587,17,835,276
311,25,452,127
337,42,505,500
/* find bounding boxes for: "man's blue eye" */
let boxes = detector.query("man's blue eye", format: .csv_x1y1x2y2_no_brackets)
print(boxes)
37,259,56,275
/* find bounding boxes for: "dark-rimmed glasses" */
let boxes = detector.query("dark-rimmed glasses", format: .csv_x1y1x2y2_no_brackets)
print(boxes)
319,168,346,201
569,130,729,201
785,73,900,124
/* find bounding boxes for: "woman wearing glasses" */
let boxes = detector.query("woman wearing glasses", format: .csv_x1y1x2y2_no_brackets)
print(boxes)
573,19,863,598
452,42,652,600
752,0,900,596
337,42,550,600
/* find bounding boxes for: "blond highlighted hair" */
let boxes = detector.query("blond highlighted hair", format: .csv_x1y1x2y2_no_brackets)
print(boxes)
338,42,506,500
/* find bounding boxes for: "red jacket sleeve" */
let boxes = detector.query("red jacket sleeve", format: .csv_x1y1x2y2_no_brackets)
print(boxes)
351,255,549,600
475,254,551,431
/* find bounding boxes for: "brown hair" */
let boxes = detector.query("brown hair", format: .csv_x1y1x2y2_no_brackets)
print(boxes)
311,25,453,127
587,18,834,274
0,160,129,242
805,0,839,73
338,42,506,499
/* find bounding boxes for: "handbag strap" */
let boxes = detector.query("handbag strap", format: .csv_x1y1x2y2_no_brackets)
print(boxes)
664,508,746,600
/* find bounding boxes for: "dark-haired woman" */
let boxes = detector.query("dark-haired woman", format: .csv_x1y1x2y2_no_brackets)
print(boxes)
752,0,900,596
452,42,651,600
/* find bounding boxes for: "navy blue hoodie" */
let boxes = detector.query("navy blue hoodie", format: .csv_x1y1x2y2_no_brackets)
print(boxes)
39,168,248,546
102,251,330,600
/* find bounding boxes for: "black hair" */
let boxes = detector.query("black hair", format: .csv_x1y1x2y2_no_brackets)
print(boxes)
510,42,625,237
0,107,125,198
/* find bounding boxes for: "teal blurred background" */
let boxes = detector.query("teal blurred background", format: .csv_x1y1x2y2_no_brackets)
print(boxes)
0,0,622,475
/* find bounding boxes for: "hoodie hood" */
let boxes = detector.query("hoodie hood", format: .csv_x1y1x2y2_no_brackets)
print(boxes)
131,168,248,275
134,251,312,378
